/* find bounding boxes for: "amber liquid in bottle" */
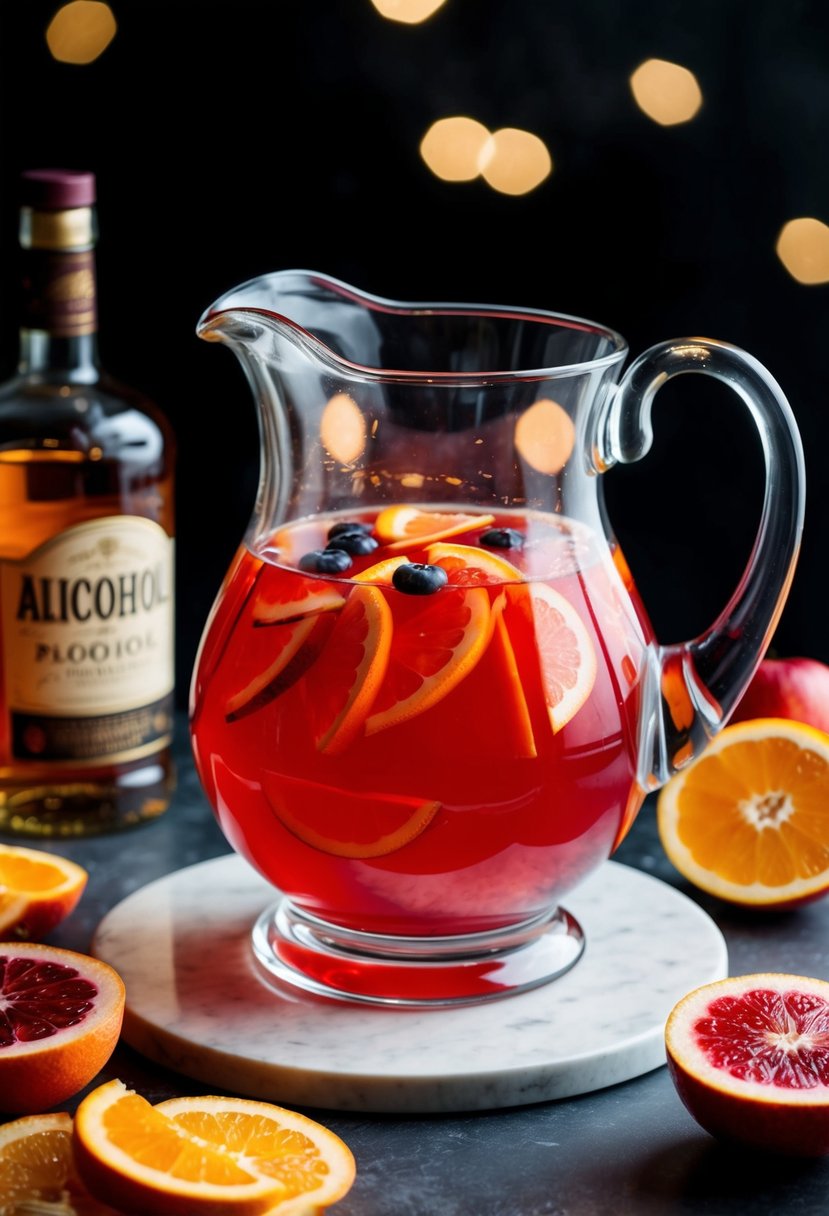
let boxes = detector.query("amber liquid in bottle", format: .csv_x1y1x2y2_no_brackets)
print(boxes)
0,170,176,836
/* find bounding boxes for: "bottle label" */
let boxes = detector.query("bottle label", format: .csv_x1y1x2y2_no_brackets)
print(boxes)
0,516,175,764
21,249,97,337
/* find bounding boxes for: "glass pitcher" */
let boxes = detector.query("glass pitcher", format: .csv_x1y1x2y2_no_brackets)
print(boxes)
189,270,805,1007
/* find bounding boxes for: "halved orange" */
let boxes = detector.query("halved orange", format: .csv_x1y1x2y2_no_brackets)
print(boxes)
424,540,524,585
0,943,125,1115
261,770,439,857
657,718,829,908
72,1080,356,1216
520,582,597,733
305,584,393,753
251,574,345,625
0,843,88,940
0,1111,119,1214
365,586,492,735
374,505,495,551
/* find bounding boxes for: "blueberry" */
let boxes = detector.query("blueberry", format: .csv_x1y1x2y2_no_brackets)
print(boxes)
298,548,353,574
392,563,449,595
480,527,525,550
325,530,379,556
327,520,373,540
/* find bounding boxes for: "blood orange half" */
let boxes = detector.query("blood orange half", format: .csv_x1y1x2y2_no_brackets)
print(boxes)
261,771,440,858
0,942,125,1114
665,973,829,1156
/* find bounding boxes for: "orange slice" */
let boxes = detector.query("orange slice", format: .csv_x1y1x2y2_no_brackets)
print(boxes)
656,718,829,909
0,943,125,1115
665,973,829,1156
251,573,345,625
365,586,492,735
305,584,392,753
420,542,535,756
225,615,328,721
72,1079,356,1216
261,770,439,857
521,582,597,732
354,554,410,583
489,592,537,758
424,540,524,585
374,505,495,551
0,1111,119,1214
0,843,88,939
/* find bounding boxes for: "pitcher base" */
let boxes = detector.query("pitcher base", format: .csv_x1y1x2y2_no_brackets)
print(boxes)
251,898,585,1007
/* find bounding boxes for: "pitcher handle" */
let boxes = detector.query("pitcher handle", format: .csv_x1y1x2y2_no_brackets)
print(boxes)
603,337,806,789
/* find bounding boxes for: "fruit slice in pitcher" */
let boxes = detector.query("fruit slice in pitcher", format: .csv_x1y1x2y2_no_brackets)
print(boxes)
375,506,495,551
521,582,597,733
423,543,535,757
305,584,393,754
365,585,492,735
225,614,330,721
425,540,524,586
262,771,440,858
252,573,345,624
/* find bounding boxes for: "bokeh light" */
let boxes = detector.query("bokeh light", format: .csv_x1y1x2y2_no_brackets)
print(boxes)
370,0,448,23
776,218,829,285
629,58,703,126
46,1,117,65
478,128,553,196
420,117,492,182
320,393,368,465
514,399,575,474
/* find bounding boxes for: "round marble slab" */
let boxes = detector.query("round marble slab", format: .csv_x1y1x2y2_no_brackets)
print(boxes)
92,854,727,1114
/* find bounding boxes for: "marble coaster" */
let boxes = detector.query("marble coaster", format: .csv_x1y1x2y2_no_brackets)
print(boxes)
92,854,727,1114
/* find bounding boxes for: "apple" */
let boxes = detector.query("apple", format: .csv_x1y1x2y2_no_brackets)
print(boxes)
730,656,829,734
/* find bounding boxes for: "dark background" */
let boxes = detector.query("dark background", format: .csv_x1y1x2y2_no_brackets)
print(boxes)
1,0,827,705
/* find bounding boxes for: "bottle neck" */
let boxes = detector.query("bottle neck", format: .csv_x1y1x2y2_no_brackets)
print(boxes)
18,329,100,380
18,205,101,382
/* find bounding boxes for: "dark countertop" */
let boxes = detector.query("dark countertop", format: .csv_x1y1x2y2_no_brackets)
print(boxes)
4,715,829,1215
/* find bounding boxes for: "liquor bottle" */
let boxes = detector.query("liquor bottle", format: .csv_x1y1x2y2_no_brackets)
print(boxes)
0,168,176,836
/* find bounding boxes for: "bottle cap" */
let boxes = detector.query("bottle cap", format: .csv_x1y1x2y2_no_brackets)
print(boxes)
20,169,96,210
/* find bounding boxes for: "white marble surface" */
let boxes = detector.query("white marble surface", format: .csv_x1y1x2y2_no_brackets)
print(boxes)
92,854,727,1114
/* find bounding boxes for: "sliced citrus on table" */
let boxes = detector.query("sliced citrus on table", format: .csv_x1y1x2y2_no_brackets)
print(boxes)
0,943,125,1115
365,585,492,735
0,1111,119,1214
304,584,392,754
517,582,596,733
261,770,439,857
0,843,88,940
656,718,829,908
72,1079,356,1216
374,505,495,551
665,972,829,1156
